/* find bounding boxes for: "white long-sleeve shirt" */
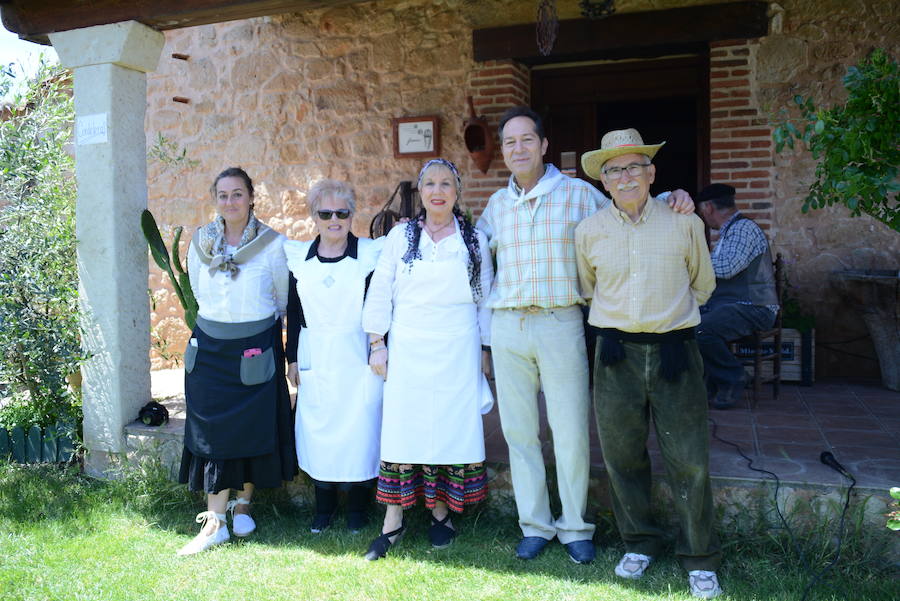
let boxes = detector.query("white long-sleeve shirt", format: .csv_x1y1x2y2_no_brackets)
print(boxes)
188,232,289,323
362,222,493,346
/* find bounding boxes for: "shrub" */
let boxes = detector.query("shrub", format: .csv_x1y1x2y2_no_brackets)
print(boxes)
0,61,82,431
773,48,899,231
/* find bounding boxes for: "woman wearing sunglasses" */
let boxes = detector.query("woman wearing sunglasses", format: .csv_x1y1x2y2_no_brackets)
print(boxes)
361,158,494,559
284,179,385,534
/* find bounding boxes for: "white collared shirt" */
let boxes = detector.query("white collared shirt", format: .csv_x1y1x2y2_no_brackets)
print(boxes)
188,233,289,323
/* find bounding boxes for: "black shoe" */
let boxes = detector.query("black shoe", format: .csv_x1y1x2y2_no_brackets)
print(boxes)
364,522,405,561
310,512,334,534
428,513,456,549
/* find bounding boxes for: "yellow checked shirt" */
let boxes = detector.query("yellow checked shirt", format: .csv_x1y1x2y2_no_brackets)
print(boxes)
575,197,715,334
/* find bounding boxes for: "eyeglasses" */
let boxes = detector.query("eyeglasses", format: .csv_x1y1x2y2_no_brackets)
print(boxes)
602,162,651,179
316,209,351,220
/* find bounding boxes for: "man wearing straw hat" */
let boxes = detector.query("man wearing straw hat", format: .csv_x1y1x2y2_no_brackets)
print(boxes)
477,107,694,565
576,129,722,599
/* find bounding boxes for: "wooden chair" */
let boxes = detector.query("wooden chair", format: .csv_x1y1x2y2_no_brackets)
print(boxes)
732,253,784,408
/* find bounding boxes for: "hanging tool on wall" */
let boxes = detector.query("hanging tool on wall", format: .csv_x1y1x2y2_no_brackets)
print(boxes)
369,180,418,239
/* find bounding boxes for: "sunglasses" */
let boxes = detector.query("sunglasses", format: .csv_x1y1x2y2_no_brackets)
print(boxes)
316,209,351,220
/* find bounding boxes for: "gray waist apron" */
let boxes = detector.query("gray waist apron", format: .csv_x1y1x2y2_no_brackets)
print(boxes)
183,315,279,460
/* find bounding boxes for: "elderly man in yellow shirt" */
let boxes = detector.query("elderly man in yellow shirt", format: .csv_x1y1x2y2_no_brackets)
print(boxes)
575,129,722,600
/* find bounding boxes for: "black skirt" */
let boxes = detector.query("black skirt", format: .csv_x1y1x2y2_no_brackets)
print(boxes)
178,316,298,494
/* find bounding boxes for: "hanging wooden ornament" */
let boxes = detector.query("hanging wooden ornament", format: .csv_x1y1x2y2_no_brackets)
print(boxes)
536,0,559,57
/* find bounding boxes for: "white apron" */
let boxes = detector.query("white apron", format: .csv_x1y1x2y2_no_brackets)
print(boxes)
285,239,383,482
381,234,488,465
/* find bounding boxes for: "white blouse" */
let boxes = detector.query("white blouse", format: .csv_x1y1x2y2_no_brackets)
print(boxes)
188,231,289,323
362,222,493,346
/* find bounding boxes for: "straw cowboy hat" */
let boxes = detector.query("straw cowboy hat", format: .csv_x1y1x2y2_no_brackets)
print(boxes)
581,128,665,180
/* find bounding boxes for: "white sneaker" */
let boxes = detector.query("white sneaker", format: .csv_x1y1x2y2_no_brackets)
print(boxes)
614,553,652,579
227,498,256,537
689,570,723,599
177,511,229,555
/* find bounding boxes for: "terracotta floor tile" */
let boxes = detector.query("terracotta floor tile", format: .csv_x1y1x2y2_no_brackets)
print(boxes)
879,419,900,434
809,403,869,417
867,405,900,419
759,442,827,461
754,413,816,428
813,415,881,430
708,424,754,443
475,379,899,490
823,430,899,448
751,402,811,416
756,426,825,444
707,411,753,426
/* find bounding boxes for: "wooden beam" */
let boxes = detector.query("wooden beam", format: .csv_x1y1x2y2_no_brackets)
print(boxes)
0,0,368,44
473,2,769,64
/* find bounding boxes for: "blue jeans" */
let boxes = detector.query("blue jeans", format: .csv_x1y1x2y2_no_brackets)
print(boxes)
696,303,775,395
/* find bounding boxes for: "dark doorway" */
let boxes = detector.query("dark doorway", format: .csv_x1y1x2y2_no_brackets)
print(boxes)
532,55,709,198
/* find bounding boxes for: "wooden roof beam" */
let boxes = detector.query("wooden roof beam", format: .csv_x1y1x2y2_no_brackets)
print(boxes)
1,0,369,44
473,1,769,64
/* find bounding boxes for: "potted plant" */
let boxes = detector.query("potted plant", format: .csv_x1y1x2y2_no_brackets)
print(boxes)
773,48,899,390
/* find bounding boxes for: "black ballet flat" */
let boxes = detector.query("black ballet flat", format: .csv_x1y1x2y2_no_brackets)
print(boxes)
364,522,405,561
428,513,456,549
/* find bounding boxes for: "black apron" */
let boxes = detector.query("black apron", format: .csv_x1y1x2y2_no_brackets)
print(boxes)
183,315,280,460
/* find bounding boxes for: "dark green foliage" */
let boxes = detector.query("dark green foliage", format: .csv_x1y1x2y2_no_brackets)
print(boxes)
773,49,900,231
0,62,82,431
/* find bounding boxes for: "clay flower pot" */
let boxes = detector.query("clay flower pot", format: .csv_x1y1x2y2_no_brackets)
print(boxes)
463,96,495,174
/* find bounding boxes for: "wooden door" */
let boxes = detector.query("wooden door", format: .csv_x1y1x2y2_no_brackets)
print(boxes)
533,55,709,198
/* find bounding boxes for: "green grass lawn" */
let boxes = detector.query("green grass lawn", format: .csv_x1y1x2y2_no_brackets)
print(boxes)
0,463,896,601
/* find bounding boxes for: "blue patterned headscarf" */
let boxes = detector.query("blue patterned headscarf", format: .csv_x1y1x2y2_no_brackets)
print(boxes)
416,158,462,200
401,158,483,302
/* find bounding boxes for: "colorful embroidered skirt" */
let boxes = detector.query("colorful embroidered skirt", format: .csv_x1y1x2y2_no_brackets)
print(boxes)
376,462,487,513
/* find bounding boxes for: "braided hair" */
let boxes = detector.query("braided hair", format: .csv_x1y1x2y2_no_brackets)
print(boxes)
401,159,483,301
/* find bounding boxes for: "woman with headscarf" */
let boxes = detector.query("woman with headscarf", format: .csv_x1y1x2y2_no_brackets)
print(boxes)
361,158,494,560
284,179,385,534
177,167,297,555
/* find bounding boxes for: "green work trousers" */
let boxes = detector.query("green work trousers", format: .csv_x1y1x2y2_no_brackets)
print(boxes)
593,338,721,572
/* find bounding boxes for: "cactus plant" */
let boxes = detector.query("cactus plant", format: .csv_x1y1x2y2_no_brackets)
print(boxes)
141,209,198,329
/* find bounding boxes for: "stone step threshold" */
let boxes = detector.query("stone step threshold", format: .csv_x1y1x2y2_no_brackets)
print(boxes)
123,417,896,536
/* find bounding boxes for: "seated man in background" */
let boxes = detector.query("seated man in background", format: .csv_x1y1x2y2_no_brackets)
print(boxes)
695,184,779,409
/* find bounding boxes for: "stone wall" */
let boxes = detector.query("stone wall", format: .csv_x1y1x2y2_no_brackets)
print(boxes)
758,0,900,379
146,0,899,381
146,0,492,365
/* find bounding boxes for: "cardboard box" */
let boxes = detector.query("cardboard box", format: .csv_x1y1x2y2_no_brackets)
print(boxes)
734,328,815,385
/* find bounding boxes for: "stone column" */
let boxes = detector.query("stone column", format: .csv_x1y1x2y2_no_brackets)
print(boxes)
50,22,165,475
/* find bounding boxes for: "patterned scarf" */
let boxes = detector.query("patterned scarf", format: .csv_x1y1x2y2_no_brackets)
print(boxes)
195,210,262,277
401,159,483,302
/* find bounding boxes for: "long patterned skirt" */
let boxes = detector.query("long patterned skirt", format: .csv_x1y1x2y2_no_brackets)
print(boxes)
376,461,487,513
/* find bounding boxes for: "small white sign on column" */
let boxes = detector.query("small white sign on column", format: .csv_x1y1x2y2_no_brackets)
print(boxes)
76,113,109,146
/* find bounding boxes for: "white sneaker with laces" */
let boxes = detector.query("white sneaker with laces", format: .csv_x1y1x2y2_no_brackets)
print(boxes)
614,553,652,579
689,570,723,599
227,498,256,537
177,511,229,556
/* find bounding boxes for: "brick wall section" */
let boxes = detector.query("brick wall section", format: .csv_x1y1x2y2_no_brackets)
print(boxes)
464,60,530,212
709,39,774,231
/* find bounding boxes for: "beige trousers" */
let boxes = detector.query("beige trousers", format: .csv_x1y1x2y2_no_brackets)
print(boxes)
490,306,595,544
